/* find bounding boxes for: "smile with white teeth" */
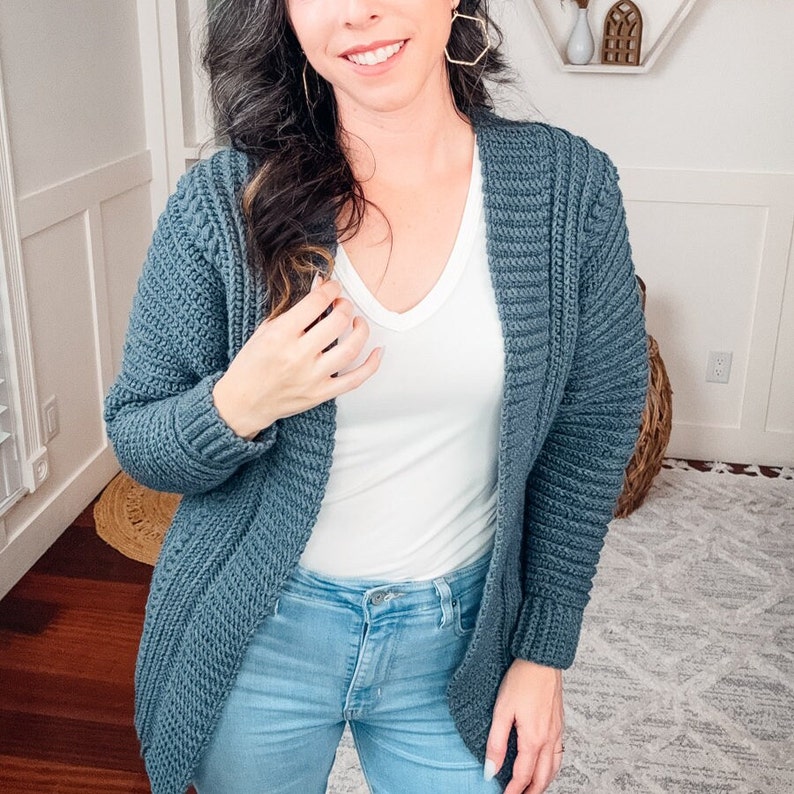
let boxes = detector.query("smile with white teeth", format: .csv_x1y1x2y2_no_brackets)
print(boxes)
346,41,405,66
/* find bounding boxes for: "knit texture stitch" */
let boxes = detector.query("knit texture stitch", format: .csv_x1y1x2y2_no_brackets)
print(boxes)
104,113,648,793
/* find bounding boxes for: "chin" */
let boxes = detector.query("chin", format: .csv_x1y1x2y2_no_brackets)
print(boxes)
336,82,431,117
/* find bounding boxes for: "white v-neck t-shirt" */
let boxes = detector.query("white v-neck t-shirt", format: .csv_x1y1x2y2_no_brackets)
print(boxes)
299,145,504,581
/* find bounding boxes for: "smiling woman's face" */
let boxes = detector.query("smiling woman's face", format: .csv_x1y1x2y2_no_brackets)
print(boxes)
287,0,457,118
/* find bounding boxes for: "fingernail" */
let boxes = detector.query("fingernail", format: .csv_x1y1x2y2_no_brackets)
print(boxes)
483,758,497,781
376,347,385,362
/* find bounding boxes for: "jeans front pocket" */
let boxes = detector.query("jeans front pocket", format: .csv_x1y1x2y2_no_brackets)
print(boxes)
451,597,475,637
451,577,487,637
434,559,489,639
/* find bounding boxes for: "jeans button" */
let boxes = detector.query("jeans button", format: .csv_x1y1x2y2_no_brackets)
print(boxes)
370,591,386,605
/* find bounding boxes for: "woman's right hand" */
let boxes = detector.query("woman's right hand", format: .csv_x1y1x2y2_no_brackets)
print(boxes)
212,279,381,440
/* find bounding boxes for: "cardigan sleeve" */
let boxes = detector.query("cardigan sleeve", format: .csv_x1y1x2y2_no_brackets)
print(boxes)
510,155,649,668
104,173,276,496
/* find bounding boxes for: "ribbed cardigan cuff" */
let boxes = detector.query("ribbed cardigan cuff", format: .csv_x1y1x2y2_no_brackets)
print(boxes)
509,596,584,669
173,373,277,468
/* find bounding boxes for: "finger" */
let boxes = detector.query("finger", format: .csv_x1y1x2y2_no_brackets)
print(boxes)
552,748,564,778
321,345,382,398
301,297,354,353
504,749,538,794
317,314,370,376
503,747,539,794
483,710,512,783
525,746,558,794
282,279,342,332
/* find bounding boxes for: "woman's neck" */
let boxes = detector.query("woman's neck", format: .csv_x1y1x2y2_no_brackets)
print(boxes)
337,90,474,187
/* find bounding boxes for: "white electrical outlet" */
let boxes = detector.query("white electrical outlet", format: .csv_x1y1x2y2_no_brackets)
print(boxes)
706,351,733,384
42,395,59,441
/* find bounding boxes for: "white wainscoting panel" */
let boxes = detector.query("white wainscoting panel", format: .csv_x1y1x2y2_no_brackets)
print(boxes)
625,200,765,428
621,168,794,465
22,214,107,473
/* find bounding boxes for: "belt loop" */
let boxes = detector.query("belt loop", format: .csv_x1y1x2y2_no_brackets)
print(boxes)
433,577,454,629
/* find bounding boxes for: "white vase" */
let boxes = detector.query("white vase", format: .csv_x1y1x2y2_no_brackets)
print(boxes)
566,7,595,65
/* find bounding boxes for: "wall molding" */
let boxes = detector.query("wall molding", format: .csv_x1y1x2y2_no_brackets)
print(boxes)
85,205,117,398
17,150,152,239
136,0,171,219
619,167,794,207
142,0,216,187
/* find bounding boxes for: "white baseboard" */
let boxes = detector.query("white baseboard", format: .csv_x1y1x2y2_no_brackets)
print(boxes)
0,447,120,599
668,423,794,468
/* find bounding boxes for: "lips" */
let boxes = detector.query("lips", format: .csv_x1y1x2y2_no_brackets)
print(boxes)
343,40,406,66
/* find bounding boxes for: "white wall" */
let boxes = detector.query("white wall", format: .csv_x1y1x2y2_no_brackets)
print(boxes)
495,0,794,466
0,0,153,597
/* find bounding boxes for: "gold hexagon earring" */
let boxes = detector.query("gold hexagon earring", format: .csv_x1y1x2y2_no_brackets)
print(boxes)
444,10,491,66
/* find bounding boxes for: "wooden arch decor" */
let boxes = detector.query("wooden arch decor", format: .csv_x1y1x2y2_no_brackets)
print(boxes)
602,1,644,66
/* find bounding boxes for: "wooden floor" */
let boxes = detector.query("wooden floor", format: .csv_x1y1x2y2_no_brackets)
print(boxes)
0,498,186,793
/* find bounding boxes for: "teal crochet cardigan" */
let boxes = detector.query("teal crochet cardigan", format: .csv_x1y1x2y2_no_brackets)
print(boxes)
105,112,648,793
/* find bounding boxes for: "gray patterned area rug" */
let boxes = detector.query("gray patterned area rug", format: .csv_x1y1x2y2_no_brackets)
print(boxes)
326,467,794,793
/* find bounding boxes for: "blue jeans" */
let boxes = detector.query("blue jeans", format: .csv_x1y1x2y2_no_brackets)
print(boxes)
193,550,501,794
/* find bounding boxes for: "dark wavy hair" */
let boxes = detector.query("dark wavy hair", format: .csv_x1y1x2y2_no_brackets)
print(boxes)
203,0,507,317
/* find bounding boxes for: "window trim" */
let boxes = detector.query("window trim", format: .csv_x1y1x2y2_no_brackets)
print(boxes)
0,57,49,518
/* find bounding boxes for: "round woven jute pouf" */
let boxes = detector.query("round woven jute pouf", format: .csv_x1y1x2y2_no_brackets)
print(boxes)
94,472,180,566
614,334,673,518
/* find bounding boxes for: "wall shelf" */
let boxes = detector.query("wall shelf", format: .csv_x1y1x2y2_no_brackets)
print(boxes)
528,0,700,74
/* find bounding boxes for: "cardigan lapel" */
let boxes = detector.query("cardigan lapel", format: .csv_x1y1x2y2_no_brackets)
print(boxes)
474,115,555,509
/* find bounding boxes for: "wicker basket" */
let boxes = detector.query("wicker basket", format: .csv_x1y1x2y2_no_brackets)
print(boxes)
94,473,180,565
614,333,673,518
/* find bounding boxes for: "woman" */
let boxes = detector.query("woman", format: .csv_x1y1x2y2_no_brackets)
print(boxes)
105,1,648,792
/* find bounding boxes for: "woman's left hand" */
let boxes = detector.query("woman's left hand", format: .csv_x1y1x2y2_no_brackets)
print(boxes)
484,659,565,793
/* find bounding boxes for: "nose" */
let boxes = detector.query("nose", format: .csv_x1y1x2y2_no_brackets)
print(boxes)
341,0,380,29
